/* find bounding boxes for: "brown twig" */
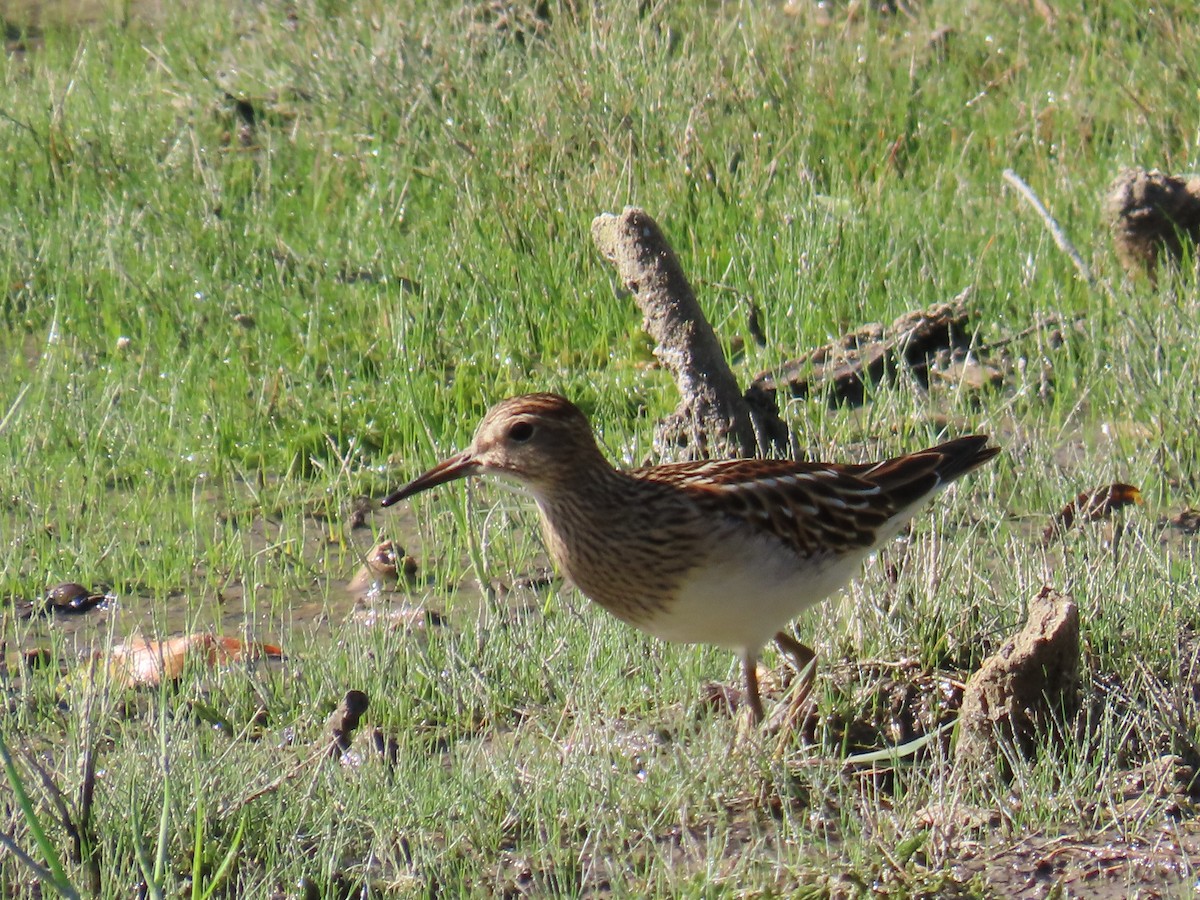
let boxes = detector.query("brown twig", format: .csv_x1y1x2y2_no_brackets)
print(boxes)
233,742,329,812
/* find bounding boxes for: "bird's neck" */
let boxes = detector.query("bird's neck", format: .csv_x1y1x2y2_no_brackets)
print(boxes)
529,457,634,525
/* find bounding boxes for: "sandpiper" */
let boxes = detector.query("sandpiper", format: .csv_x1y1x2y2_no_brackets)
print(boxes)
383,393,998,723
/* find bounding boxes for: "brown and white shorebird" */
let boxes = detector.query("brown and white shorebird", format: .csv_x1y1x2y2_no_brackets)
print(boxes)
382,393,998,724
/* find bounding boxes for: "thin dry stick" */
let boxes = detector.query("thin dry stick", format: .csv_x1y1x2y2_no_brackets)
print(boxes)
1001,169,1091,281
231,741,330,812
1002,169,1115,302
233,691,370,811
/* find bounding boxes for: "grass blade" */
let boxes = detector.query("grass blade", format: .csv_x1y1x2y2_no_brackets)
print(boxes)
0,731,80,900
198,812,248,900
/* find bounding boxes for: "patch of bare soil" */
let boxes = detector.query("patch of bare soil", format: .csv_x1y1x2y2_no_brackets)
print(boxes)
1,0,165,30
807,657,964,761
569,746,1199,897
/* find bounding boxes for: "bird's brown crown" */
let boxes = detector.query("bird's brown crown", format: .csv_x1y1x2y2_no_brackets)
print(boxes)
469,393,608,487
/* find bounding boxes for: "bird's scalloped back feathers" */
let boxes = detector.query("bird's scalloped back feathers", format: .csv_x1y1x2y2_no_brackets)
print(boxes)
634,458,896,556
631,436,998,558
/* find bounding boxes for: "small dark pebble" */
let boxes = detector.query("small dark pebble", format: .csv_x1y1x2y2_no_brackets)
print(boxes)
347,495,374,529
1168,508,1200,534
41,582,108,615
22,648,54,670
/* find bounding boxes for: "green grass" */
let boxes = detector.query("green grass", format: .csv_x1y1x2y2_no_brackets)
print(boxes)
2,0,1200,895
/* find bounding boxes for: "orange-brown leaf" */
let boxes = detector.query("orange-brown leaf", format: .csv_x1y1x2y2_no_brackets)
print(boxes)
101,633,283,688
1044,483,1143,543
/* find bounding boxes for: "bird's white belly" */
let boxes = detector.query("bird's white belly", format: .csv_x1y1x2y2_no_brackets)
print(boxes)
642,531,870,652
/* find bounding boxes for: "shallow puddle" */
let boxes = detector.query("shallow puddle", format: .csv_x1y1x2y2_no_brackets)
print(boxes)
2,495,481,670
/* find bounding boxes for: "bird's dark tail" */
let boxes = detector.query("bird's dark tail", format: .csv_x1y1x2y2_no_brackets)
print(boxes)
860,435,999,509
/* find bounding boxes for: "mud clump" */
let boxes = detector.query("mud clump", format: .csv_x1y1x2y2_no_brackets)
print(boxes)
955,587,1080,775
752,293,999,409
1106,167,1200,283
457,0,553,49
323,689,370,758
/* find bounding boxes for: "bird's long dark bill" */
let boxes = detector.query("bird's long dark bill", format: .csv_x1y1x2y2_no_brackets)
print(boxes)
381,452,478,507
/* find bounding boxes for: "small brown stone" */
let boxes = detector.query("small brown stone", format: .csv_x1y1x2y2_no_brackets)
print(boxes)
1168,508,1200,534
930,357,1005,394
347,540,413,594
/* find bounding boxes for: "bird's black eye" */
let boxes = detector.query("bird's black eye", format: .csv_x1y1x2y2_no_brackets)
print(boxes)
508,421,535,442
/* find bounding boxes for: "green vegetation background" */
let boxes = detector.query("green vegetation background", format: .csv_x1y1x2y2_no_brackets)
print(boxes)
1,0,1198,895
